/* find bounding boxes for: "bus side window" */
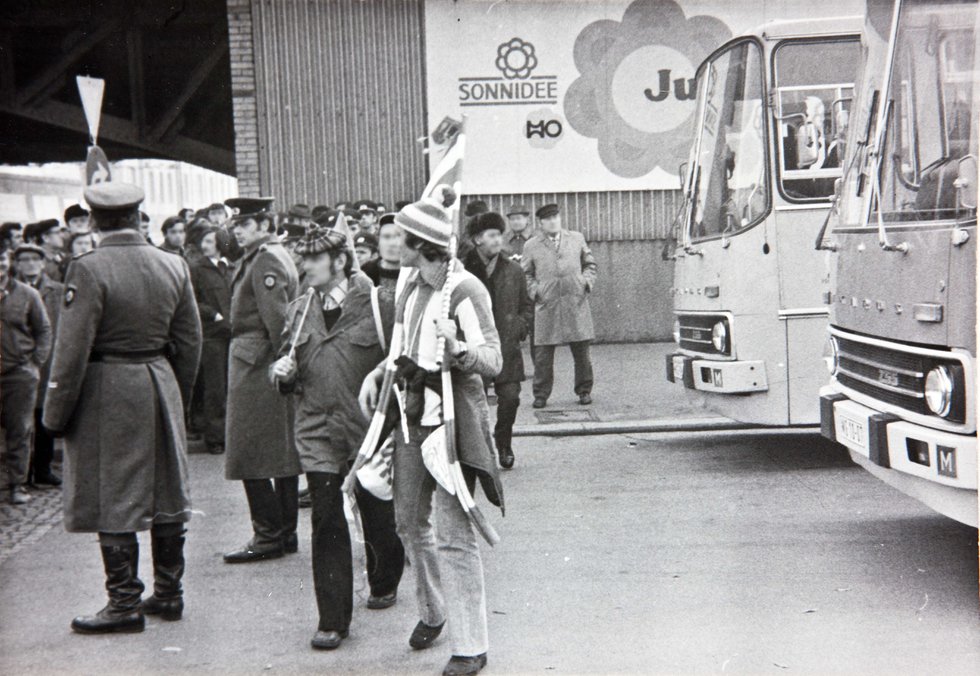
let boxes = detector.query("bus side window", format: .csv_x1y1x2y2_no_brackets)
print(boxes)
773,37,860,203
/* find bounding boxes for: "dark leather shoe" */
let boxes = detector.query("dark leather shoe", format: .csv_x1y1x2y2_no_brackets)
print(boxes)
282,532,298,554
367,591,397,609
223,541,283,564
443,654,488,676
207,444,224,455
33,472,62,487
532,398,547,409
498,445,515,470
310,629,348,650
298,488,312,509
578,393,593,405
409,620,444,650
140,594,183,621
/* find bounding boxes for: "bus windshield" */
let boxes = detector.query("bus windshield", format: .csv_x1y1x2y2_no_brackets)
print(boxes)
874,0,978,222
688,40,768,242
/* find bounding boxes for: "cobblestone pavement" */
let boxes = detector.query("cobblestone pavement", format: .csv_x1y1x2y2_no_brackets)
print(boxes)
0,485,62,567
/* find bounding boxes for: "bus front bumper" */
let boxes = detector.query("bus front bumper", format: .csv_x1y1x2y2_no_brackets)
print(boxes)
665,352,768,394
819,386,977,491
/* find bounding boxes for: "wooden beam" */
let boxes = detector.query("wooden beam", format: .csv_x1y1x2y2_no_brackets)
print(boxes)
0,29,14,98
0,98,235,175
148,43,227,141
17,19,121,106
127,29,146,136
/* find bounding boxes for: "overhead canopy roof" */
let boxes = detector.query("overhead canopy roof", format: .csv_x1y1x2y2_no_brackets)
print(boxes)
0,0,235,175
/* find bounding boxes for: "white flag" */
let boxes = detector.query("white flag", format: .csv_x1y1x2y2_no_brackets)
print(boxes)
76,76,105,144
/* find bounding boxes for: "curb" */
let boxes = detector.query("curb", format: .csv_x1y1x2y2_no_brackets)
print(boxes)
512,416,760,437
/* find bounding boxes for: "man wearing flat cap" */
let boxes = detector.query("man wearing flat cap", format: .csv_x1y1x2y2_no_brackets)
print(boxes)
354,200,379,236
503,204,533,259
222,196,302,564
522,203,598,408
13,242,63,487
1,246,52,506
64,204,90,235
43,180,203,635
353,232,379,269
27,219,67,283
271,225,404,650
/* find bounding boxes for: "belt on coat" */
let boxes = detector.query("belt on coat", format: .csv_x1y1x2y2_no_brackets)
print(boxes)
89,348,168,363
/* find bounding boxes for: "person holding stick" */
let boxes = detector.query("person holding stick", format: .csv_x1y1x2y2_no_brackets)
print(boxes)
270,226,404,651
358,186,503,676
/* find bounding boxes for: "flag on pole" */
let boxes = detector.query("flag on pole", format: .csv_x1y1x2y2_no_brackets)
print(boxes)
76,76,105,145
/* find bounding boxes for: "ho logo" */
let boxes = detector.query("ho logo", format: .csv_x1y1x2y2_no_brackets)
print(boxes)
525,109,563,150
526,119,563,139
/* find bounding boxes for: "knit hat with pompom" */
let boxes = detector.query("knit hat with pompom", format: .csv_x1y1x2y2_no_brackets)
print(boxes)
394,185,458,248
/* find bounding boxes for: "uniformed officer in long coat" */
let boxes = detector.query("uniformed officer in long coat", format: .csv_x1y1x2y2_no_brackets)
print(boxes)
222,197,303,563
43,182,203,634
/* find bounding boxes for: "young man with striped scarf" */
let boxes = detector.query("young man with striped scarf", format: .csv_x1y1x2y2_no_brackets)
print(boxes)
359,188,504,676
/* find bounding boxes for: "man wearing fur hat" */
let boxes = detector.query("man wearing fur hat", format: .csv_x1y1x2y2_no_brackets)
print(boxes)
271,225,404,651
463,211,532,470
359,186,503,676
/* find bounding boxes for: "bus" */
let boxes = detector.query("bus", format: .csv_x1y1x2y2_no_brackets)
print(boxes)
818,0,978,527
666,16,862,426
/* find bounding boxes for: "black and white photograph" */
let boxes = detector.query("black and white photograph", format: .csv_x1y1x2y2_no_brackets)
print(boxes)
0,0,977,674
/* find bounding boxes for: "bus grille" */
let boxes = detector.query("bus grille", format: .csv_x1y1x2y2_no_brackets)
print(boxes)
677,314,728,356
835,336,935,418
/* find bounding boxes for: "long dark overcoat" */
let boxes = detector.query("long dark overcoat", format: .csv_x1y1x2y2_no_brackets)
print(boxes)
463,249,532,385
224,236,301,480
42,230,202,533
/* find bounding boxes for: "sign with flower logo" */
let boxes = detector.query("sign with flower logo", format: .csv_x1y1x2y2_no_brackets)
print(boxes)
424,0,861,194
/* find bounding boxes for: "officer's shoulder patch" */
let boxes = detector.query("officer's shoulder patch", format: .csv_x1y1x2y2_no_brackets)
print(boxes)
263,273,277,289
64,284,77,306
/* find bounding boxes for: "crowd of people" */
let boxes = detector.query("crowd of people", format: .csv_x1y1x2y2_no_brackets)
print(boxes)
0,181,599,676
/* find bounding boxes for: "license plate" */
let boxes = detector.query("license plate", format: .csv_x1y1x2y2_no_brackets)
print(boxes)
836,410,868,455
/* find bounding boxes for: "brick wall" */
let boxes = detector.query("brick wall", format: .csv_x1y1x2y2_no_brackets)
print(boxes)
226,0,261,196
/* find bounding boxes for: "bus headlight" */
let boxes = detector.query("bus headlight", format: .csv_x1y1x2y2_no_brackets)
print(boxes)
711,321,728,352
672,318,681,344
924,365,954,417
825,335,839,375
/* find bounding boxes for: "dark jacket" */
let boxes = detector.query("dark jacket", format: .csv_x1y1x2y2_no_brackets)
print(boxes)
273,273,385,474
190,255,232,340
225,235,301,480
0,277,52,376
463,249,532,384
20,273,63,401
42,230,202,533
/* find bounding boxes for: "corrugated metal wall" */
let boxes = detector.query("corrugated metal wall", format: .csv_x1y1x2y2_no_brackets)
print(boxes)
242,0,681,340
464,190,682,242
250,0,428,207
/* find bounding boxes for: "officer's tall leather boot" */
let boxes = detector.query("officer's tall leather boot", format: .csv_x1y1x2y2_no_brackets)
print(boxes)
71,540,145,634
141,525,186,621
224,479,285,563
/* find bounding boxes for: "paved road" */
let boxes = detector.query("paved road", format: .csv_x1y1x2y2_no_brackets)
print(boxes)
1,430,977,675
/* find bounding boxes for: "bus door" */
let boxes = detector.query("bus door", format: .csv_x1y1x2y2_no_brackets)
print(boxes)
770,36,861,422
